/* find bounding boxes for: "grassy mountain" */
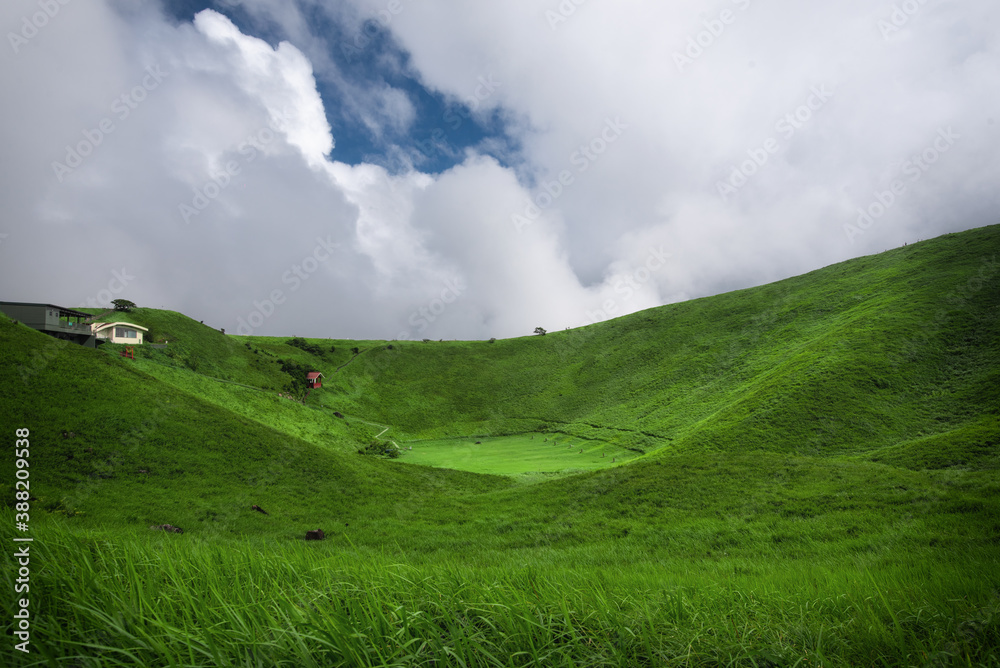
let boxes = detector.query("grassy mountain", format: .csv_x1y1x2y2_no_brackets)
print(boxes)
64,225,999,462
1,225,998,666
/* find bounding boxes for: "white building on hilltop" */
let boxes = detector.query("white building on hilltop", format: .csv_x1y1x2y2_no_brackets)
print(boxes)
91,321,149,344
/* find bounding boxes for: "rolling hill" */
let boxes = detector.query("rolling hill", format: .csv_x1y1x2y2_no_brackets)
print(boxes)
1,224,998,666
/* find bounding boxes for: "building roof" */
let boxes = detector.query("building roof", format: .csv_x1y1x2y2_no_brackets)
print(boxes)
91,321,149,332
0,301,93,319
306,372,324,379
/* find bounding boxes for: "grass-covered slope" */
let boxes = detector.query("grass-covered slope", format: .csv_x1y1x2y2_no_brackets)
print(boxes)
241,225,999,462
6,514,998,668
1,226,998,666
1,226,996,510
0,318,511,533
64,226,999,467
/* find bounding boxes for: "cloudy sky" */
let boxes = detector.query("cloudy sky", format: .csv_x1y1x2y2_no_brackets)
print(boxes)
2,0,997,340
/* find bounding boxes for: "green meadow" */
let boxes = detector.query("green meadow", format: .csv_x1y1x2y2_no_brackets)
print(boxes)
2,225,999,666
400,434,638,477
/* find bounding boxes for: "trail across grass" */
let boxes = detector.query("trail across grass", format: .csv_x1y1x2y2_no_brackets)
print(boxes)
400,433,640,476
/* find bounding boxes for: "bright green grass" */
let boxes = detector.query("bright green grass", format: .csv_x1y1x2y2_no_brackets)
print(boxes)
120,356,371,454
1,225,998,666
4,515,999,668
67,226,1000,463
400,433,640,476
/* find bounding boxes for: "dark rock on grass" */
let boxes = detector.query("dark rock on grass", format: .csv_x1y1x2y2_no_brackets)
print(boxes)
150,524,183,533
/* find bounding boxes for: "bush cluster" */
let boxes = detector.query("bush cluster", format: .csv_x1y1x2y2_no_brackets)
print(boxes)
286,337,324,356
357,440,399,458
277,358,310,395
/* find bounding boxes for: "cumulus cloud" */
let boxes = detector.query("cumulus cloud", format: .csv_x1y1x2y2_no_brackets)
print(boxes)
370,0,1000,279
1,3,356,333
192,10,333,168
1,0,997,342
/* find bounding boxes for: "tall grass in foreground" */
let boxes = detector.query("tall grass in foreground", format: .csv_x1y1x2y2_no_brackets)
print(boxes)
4,521,998,667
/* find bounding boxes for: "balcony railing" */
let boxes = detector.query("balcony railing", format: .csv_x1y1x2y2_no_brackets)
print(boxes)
47,321,93,333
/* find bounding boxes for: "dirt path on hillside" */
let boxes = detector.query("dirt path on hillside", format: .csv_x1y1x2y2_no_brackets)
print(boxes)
333,348,374,373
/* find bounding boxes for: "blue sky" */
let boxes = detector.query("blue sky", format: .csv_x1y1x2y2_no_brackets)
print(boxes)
2,0,997,339
162,0,517,175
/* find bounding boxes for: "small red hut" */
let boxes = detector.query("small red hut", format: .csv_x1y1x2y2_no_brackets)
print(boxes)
306,372,323,389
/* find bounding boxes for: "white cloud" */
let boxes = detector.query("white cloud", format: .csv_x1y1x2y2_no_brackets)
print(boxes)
1,0,998,342
192,10,333,168
367,0,1000,285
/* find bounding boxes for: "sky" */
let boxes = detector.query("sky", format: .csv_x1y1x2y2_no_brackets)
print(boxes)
1,0,997,341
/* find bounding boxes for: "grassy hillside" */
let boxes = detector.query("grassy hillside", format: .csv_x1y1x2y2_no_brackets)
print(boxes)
1,225,998,666
0,317,511,533
220,226,999,463
69,226,999,466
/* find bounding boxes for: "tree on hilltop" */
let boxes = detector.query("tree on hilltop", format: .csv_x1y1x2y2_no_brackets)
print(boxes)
112,298,136,312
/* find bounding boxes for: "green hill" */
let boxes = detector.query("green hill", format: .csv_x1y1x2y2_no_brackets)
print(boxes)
70,225,1000,464
2,225,998,666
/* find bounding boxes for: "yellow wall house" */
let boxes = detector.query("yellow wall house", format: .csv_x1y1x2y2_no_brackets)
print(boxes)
91,321,149,345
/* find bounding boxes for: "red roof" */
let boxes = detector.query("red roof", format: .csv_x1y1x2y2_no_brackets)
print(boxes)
307,372,323,379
